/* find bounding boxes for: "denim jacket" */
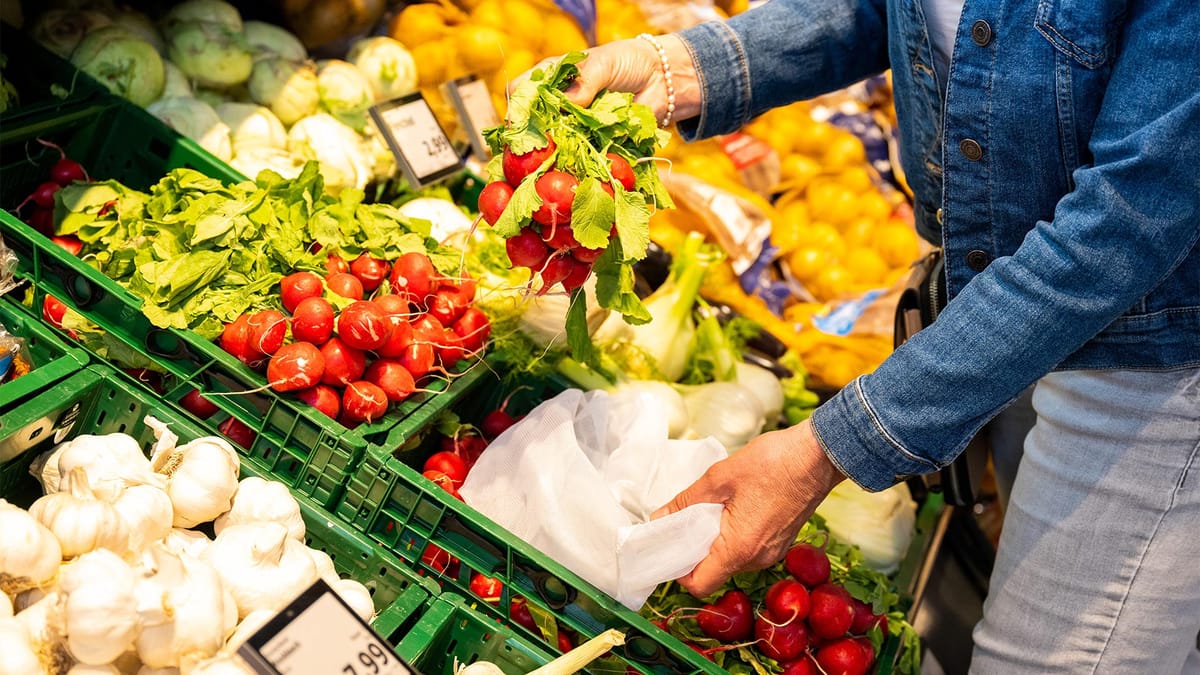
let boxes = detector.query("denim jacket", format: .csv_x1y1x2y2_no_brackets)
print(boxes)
677,0,1200,490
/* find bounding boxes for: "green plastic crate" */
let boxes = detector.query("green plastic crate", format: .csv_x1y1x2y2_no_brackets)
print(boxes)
0,23,110,143
0,294,89,411
0,364,439,633
395,593,556,674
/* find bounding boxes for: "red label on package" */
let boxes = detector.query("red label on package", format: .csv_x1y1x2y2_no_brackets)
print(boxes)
719,132,774,170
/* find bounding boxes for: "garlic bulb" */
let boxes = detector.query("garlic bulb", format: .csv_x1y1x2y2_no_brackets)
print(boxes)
201,522,317,618
1,590,11,617
114,485,174,555
221,586,239,639
153,437,240,528
134,545,226,671
138,667,181,675
333,578,374,622
60,549,140,665
162,528,212,559
0,499,63,594
223,608,274,653
213,477,305,541
308,547,339,586
29,468,131,559
189,654,254,675
14,589,70,671
0,617,43,675
13,586,49,613
456,662,506,675
41,433,165,494
68,664,121,674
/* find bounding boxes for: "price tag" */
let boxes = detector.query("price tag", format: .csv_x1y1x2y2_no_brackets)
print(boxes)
370,93,464,188
237,579,415,675
445,75,502,160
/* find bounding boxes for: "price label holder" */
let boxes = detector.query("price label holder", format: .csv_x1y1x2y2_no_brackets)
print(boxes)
370,92,463,188
237,579,418,675
444,74,502,160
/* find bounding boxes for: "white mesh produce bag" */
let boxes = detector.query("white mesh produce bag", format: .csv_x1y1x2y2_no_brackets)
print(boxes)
459,388,725,610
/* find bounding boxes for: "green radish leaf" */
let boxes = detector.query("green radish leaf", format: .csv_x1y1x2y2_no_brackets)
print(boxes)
566,287,601,368
570,178,615,250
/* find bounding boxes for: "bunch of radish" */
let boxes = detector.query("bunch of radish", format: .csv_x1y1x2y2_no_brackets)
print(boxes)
13,141,90,238
215,250,490,428
477,139,637,294
660,542,887,675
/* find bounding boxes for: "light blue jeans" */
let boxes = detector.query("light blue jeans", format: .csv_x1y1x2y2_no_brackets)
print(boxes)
971,367,1200,673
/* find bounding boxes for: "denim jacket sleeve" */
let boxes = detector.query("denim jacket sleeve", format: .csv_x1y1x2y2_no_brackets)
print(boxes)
809,1,1200,490
674,0,889,140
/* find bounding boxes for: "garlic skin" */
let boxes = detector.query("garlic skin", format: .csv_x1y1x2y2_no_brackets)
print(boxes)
68,663,121,674
138,667,181,675
333,578,374,622
223,608,274,653
134,546,227,671
0,617,43,675
41,433,166,494
221,586,239,639
29,468,131,559
1,590,11,617
153,438,240,528
60,549,140,665
457,663,507,675
113,485,174,555
189,654,254,675
308,547,339,586
201,522,318,619
0,499,63,594
162,528,212,559
213,477,305,541
14,589,70,670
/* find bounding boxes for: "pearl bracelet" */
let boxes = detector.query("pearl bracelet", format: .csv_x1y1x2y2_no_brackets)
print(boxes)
637,33,676,128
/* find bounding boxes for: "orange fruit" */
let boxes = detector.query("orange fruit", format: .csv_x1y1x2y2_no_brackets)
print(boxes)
390,4,452,45
874,221,922,268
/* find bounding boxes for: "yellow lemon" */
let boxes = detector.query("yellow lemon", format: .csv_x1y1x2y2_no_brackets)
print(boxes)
803,221,847,261
501,0,547,51
822,131,868,171
457,24,508,73
787,246,829,283
858,190,894,222
834,166,874,193
411,40,450,87
500,48,537,82
840,217,876,248
541,14,588,55
468,0,506,27
390,4,452,45
807,179,861,226
792,119,837,156
873,221,922,268
779,154,822,191
844,247,890,286
812,264,855,301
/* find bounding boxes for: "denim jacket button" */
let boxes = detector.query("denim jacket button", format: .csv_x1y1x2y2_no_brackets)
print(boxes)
967,249,991,271
971,20,993,47
959,138,984,161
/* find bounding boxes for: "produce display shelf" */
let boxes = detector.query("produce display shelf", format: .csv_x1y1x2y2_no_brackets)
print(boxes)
0,23,111,145
0,97,491,509
395,593,557,674
0,363,440,636
0,293,90,411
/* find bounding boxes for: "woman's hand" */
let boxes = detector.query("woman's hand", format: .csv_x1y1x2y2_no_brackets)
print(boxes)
511,34,702,126
652,421,847,597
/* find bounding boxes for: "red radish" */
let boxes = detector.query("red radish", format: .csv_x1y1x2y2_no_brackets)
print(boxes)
423,469,457,494
560,258,592,292
686,644,714,662
502,138,556,186
375,315,415,358
326,272,364,300
27,208,53,236
445,275,477,308
557,631,573,653
779,657,819,675
848,598,875,635
434,329,467,365
754,613,809,662
220,315,262,367
538,253,574,289
815,638,872,675
424,451,468,487
541,222,580,250
350,253,390,292
341,380,389,423
337,301,392,351
572,244,605,265
807,584,855,640
29,181,61,209
411,314,445,341
364,359,416,402
246,310,287,356
399,341,436,378
785,542,831,587
180,389,220,420
510,597,538,634
478,181,515,226
319,337,367,386
696,590,753,641
374,293,410,316
452,308,491,353
51,235,83,256
267,342,325,391
325,254,350,275
42,296,67,328
854,637,876,669
506,228,551,270
481,409,516,439
469,573,503,605
427,288,466,326
280,272,324,313
50,157,88,185
124,369,165,393
443,433,488,468
607,153,636,191
531,171,578,226
765,579,811,624
421,543,459,575
291,297,335,345
295,384,341,419
218,417,256,448
389,252,437,307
